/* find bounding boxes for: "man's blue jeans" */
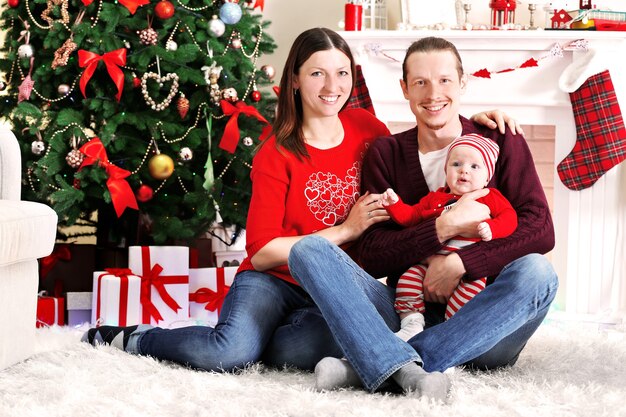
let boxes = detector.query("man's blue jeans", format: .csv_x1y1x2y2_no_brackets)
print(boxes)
269,235,558,375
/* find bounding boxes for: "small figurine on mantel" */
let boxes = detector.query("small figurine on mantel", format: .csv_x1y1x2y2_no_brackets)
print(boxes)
579,0,593,10
550,9,573,28
489,0,516,28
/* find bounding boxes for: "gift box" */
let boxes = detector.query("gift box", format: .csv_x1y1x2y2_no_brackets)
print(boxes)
39,244,96,294
91,269,142,326
188,267,237,327
128,246,190,326
66,292,93,326
36,293,65,328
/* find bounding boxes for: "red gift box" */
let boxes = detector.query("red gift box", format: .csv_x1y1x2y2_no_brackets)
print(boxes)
36,293,65,328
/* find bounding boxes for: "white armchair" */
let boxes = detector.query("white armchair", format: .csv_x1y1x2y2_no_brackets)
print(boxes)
0,127,57,370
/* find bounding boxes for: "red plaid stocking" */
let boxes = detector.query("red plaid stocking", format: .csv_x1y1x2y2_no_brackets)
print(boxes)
557,70,626,190
345,65,376,115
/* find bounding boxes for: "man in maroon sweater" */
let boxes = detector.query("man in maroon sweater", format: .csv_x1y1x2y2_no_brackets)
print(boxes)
357,36,558,372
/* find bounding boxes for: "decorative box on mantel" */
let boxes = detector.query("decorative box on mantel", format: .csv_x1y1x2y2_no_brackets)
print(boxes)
342,30,626,320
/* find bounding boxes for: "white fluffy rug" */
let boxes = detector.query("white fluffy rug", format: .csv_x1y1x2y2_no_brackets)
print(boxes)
1,316,625,417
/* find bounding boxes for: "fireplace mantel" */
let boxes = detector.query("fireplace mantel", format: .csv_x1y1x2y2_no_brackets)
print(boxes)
342,30,626,320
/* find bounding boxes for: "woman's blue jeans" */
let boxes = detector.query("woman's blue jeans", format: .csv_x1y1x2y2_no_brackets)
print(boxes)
129,269,320,372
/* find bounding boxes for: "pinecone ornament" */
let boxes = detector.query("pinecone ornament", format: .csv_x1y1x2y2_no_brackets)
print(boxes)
177,94,190,119
138,28,158,45
66,149,84,168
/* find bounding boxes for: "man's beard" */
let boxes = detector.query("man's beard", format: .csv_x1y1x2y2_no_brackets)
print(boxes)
425,122,445,130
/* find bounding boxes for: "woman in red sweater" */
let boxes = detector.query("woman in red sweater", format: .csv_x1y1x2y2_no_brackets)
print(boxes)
82,28,516,399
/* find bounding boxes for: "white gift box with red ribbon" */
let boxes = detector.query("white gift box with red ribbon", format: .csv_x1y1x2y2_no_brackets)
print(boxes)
91,269,142,326
188,267,237,327
128,246,190,327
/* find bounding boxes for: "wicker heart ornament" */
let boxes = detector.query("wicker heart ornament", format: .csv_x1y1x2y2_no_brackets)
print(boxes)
141,72,179,111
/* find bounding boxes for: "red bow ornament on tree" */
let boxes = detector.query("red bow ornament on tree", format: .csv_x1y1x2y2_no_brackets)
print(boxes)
250,0,264,11
78,138,138,217
219,100,272,153
81,0,149,14
78,48,127,102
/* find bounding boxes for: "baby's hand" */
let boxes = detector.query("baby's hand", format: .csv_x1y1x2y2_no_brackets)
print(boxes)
380,188,399,207
477,222,492,241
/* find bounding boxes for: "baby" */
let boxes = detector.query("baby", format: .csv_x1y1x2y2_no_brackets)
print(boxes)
380,133,518,341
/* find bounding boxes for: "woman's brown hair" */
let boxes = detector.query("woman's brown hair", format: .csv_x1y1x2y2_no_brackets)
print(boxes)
267,28,356,160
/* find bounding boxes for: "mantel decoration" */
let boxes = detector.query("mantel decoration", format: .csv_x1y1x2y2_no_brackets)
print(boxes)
360,39,590,79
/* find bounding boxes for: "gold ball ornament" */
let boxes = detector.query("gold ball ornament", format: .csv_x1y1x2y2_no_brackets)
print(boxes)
148,153,175,180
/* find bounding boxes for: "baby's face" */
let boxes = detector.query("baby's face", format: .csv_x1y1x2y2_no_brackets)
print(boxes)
445,146,489,195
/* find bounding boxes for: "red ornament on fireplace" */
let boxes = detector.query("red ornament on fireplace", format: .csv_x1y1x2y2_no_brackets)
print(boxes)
489,0,516,27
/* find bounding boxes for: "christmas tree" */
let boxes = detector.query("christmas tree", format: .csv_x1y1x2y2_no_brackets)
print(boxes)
0,0,276,245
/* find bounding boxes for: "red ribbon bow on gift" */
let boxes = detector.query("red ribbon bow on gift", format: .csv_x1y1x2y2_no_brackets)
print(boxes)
81,0,149,14
40,244,72,280
79,138,138,218
78,48,126,102
219,100,272,153
96,268,134,326
189,269,231,314
139,247,188,324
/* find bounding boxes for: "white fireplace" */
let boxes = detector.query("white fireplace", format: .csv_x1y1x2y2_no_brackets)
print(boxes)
343,30,626,321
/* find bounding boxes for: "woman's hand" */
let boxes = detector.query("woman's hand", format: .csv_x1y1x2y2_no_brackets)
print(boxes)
471,109,525,136
336,192,390,243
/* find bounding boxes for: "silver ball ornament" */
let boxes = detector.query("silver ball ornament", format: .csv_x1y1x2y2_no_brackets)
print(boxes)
179,147,193,161
0,81,6,91
261,65,276,80
57,84,70,95
243,137,253,147
221,87,238,102
166,40,178,51
219,2,242,25
31,140,45,155
18,44,34,60
208,15,226,37
231,38,242,49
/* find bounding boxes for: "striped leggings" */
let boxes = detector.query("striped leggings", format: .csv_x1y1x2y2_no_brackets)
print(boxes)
394,237,486,320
